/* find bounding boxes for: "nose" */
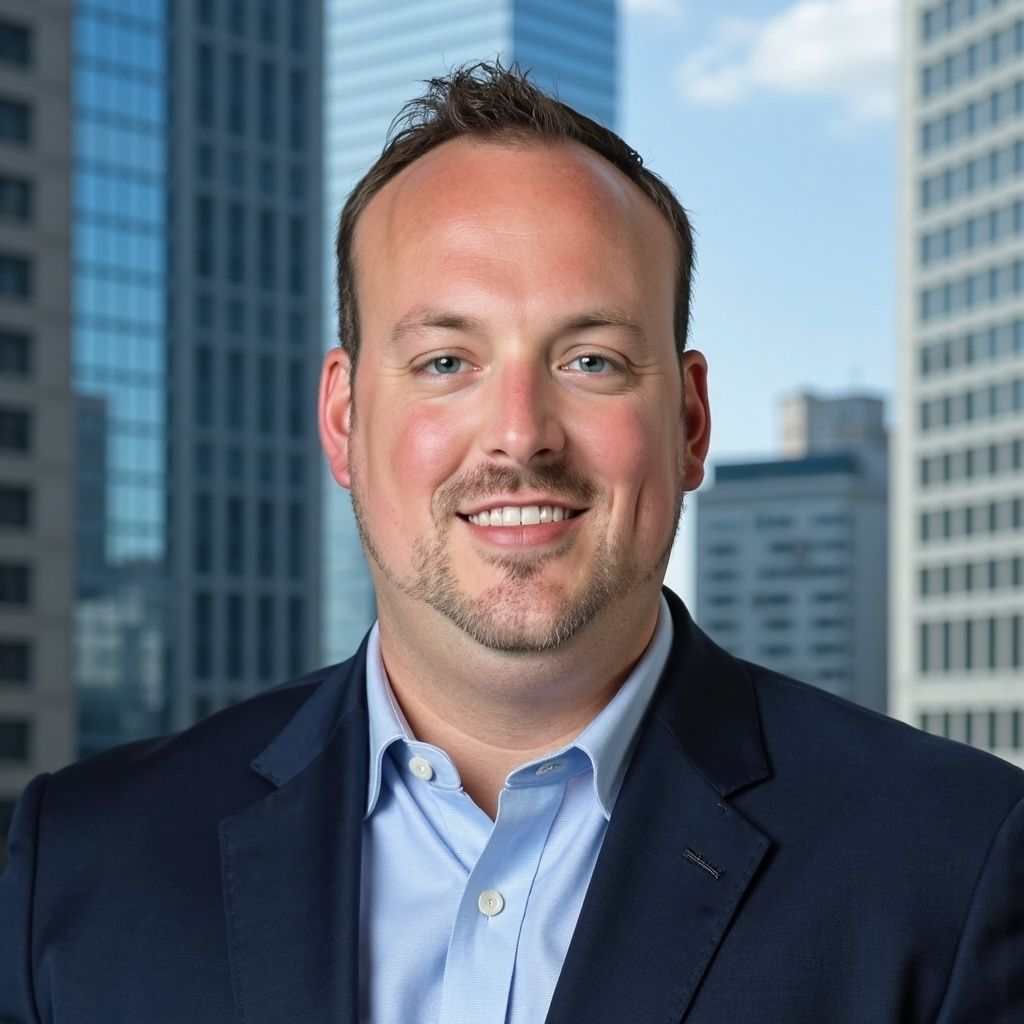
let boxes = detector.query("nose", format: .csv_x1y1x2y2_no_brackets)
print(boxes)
479,360,566,466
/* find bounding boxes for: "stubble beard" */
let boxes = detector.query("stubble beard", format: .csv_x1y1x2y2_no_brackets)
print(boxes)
348,458,685,655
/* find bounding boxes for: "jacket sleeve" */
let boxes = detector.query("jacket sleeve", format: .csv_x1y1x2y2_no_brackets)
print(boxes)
935,794,1024,1024
0,774,48,1024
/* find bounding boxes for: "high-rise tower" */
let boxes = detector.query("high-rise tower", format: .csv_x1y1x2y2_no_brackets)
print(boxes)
73,0,324,754
322,0,617,663
0,0,75,859
895,0,1024,766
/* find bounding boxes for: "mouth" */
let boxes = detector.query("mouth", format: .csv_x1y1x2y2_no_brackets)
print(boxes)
460,504,584,527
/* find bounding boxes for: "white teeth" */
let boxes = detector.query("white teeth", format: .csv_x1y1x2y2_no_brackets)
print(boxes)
467,504,576,527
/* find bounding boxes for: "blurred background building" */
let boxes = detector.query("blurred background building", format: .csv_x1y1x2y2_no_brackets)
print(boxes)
72,0,324,755
698,392,889,713
894,0,1024,768
321,0,617,664
0,0,75,855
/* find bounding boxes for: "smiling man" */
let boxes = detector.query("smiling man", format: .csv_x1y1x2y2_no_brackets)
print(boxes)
2,63,1024,1024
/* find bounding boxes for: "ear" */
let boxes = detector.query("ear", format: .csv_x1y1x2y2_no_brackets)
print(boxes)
318,346,354,489
680,349,711,490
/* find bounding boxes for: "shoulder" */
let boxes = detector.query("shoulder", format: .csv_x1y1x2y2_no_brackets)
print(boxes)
746,661,1024,829
36,659,361,829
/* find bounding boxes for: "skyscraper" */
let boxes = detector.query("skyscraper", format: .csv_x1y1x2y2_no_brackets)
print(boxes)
322,0,617,663
0,0,75,858
896,0,1024,766
697,393,889,713
73,0,324,753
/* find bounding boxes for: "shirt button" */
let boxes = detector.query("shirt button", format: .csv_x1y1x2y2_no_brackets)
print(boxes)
408,756,434,782
535,762,561,776
477,889,505,917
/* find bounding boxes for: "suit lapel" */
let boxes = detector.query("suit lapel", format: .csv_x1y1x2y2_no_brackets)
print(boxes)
219,650,370,1024
546,592,773,1024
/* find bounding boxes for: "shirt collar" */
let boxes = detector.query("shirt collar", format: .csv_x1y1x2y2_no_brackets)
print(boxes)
364,594,674,820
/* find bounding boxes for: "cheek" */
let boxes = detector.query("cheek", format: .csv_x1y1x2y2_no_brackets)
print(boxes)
390,404,468,487
579,404,679,529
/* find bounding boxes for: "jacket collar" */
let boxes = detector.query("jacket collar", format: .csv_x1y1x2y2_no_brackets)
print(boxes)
545,589,773,1023
221,590,772,1024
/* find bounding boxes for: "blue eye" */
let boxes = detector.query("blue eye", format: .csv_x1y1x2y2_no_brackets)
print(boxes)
428,355,463,374
573,354,608,373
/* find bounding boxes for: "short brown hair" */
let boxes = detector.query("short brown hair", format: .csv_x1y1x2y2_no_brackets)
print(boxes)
334,61,695,365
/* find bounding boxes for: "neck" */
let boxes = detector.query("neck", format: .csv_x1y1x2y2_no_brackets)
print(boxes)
376,590,661,818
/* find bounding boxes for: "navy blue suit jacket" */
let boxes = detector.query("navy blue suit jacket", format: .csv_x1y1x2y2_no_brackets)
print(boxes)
2,591,1023,1022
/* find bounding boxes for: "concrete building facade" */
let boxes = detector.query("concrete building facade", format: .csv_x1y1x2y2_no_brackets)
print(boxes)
697,394,889,714
895,0,1024,767
0,0,75,858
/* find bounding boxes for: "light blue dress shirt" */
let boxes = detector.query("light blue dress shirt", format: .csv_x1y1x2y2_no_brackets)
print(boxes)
359,596,673,1024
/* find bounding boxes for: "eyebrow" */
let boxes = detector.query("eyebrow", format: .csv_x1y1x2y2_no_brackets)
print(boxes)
388,307,648,351
388,309,486,351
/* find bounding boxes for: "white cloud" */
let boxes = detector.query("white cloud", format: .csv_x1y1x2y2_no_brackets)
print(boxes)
674,0,898,123
623,0,683,16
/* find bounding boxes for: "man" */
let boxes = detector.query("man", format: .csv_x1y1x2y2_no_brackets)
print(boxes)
2,63,1022,1024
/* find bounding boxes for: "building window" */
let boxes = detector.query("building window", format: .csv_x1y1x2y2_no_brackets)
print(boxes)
226,495,245,575
0,254,30,298
0,330,28,375
288,70,305,149
0,563,29,605
228,53,245,135
227,202,245,283
287,596,304,676
196,45,214,129
289,1,305,53
0,176,31,221
0,408,30,451
257,500,274,577
259,62,276,144
195,196,213,277
288,501,303,579
194,592,212,678
194,493,212,572
287,359,304,437
0,22,31,67
0,719,29,761
258,210,275,289
0,485,30,527
259,0,276,43
258,596,274,680
0,640,29,684
0,97,30,142
225,594,244,679
227,350,245,429
288,216,304,297
228,0,246,34
195,345,213,426
258,354,275,433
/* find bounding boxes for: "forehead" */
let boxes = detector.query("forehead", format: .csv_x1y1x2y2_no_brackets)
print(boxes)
352,138,677,295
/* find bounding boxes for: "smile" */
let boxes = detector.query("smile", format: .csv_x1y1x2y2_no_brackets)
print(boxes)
465,505,581,526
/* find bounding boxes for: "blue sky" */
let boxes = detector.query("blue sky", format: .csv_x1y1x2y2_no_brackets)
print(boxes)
619,0,900,601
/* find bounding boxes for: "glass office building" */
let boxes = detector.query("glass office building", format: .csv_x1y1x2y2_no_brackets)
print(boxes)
895,0,1024,767
322,0,617,664
74,0,324,753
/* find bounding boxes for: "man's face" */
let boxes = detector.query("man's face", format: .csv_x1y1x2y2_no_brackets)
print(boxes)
321,139,709,652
